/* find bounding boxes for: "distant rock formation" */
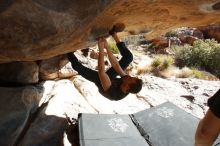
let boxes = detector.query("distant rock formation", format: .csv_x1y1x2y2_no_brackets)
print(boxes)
198,24,220,42
145,24,220,54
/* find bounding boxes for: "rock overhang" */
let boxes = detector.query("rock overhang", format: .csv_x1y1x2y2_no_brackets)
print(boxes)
0,0,220,63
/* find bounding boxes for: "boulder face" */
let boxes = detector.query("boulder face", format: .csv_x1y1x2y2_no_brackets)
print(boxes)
197,24,220,42
0,61,39,85
0,0,220,63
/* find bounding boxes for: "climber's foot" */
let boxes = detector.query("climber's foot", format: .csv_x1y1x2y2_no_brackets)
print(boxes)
109,23,126,35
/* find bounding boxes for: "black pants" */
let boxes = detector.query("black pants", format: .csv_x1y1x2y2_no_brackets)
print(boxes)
67,42,133,86
208,89,220,118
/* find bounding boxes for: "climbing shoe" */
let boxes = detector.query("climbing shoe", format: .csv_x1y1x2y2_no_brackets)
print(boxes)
109,23,126,35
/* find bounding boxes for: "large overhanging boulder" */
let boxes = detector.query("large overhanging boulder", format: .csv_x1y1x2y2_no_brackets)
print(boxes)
0,0,220,63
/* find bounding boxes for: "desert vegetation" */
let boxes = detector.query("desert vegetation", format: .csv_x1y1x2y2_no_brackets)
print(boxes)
122,28,220,80
172,39,220,78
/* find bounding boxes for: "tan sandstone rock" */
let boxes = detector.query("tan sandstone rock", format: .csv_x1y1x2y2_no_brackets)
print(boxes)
0,61,39,84
0,0,220,63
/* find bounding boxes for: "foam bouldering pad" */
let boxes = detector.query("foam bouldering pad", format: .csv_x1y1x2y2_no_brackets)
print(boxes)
78,113,149,146
133,102,198,146
78,102,220,146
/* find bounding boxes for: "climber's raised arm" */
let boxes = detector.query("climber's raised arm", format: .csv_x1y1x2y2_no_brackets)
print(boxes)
97,38,111,91
103,39,126,77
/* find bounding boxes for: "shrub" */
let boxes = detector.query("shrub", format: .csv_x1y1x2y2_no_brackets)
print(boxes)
177,67,193,78
165,30,178,37
172,39,220,78
136,66,151,75
191,68,205,79
162,57,174,70
171,44,193,67
151,55,174,71
151,57,162,68
108,41,119,54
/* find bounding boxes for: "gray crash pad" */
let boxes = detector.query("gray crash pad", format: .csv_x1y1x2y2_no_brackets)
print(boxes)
78,102,220,146
78,113,149,146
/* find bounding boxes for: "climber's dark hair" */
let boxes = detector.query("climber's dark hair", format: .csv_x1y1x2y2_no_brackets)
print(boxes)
128,78,143,93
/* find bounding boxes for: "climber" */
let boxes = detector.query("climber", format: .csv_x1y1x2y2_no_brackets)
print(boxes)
67,24,143,100
195,89,220,146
